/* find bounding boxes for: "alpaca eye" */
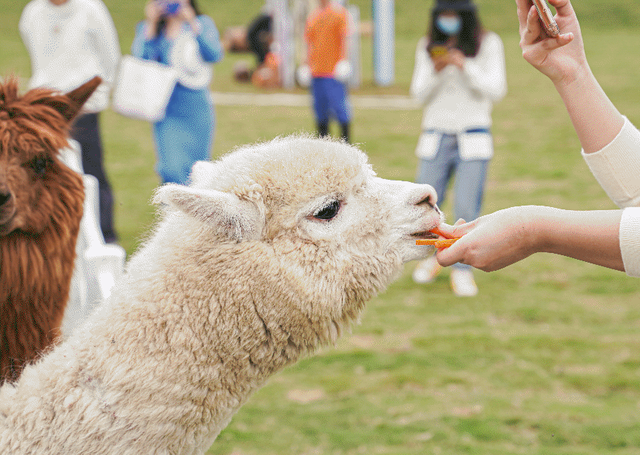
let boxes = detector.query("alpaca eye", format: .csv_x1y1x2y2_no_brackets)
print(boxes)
29,156,51,176
313,200,341,221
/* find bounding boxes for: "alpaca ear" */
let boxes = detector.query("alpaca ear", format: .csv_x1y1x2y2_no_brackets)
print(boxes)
47,76,102,122
188,160,217,188
154,184,263,241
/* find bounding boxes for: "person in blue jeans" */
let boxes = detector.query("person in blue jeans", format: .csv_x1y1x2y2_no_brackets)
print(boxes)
305,0,352,143
132,0,223,185
311,77,351,142
416,133,489,237
410,0,506,296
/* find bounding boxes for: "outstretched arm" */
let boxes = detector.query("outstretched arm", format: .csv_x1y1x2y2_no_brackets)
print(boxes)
516,0,624,154
435,207,624,272
436,1,639,276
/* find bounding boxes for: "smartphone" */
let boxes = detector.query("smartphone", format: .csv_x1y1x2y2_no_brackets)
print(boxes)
157,0,181,16
428,45,449,58
532,0,560,37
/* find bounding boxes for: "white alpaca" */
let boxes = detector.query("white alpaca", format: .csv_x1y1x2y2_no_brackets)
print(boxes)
0,136,442,454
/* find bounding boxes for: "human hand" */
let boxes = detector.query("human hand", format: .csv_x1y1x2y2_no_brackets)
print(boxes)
177,0,196,23
144,0,163,38
447,48,465,70
176,0,201,34
435,207,541,272
429,47,464,72
516,0,587,85
144,0,163,22
430,53,449,72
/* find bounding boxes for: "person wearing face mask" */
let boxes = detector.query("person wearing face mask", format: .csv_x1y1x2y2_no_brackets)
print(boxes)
410,0,507,296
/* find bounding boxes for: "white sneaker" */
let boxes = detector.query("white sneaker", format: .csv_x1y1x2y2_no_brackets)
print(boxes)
450,268,478,297
412,256,442,284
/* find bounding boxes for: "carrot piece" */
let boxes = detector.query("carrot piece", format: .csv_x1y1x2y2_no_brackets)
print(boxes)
429,227,446,238
435,238,458,248
429,226,455,239
416,238,459,248
419,226,460,248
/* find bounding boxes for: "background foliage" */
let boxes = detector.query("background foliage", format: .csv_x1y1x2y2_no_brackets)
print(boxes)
2,1,640,453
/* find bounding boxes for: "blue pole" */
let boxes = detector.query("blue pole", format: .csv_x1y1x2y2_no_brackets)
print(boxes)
372,0,394,86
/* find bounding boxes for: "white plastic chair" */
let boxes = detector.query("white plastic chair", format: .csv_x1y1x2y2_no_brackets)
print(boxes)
59,140,126,337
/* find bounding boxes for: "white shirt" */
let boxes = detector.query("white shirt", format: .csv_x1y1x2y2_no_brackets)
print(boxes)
19,0,121,113
582,117,640,277
410,32,507,133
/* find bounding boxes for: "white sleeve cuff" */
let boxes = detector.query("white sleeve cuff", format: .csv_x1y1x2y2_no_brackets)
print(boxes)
620,207,640,277
582,117,640,208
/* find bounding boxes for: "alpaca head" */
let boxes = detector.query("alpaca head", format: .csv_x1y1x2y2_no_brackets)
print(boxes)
0,77,100,384
0,77,99,237
153,136,442,352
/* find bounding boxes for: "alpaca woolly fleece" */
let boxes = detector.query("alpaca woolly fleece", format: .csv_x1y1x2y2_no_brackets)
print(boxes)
0,135,442,454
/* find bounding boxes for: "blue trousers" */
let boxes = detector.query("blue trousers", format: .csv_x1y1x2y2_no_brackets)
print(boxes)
311,77,351,124
416,133,489,271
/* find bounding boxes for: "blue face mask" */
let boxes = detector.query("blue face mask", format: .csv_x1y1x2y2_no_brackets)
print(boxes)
436,15,462,35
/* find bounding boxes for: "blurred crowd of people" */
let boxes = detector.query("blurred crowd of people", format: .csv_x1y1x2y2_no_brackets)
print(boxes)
16,0,640,298
17,0,354,246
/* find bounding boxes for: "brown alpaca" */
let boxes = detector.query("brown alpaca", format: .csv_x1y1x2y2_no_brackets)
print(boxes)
0,76,100,384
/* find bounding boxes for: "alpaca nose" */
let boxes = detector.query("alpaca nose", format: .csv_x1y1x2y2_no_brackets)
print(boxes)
0,191,11,207
415,185,438,208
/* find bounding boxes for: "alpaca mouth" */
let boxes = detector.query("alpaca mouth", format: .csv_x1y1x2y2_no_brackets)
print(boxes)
0,206,16,236
0,222,14,236
410,230,438,240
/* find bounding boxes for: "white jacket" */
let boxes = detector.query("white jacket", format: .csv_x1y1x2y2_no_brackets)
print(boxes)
410,32,507,134
19,0,121,113
582,117,640,277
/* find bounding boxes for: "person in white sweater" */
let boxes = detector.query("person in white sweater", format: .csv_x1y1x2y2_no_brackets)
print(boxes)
20,0,121,243
410,0,507,296
435,0,640,278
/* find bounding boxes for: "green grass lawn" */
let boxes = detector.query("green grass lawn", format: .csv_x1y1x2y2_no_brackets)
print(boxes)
2,1,640,453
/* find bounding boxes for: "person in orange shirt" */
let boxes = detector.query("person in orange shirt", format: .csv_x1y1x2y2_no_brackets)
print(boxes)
305,0,351,142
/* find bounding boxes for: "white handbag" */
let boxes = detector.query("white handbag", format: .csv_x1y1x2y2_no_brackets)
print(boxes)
112,55,178,122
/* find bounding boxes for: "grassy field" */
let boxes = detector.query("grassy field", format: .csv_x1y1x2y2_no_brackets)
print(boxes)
3,1,640,454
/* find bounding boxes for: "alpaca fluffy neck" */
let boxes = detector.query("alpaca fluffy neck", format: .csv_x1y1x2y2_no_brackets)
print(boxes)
105,228,373,450
80,298,307,453
75,244,315,452
9,219,375,453
0,224,78,383
1,218,385,454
